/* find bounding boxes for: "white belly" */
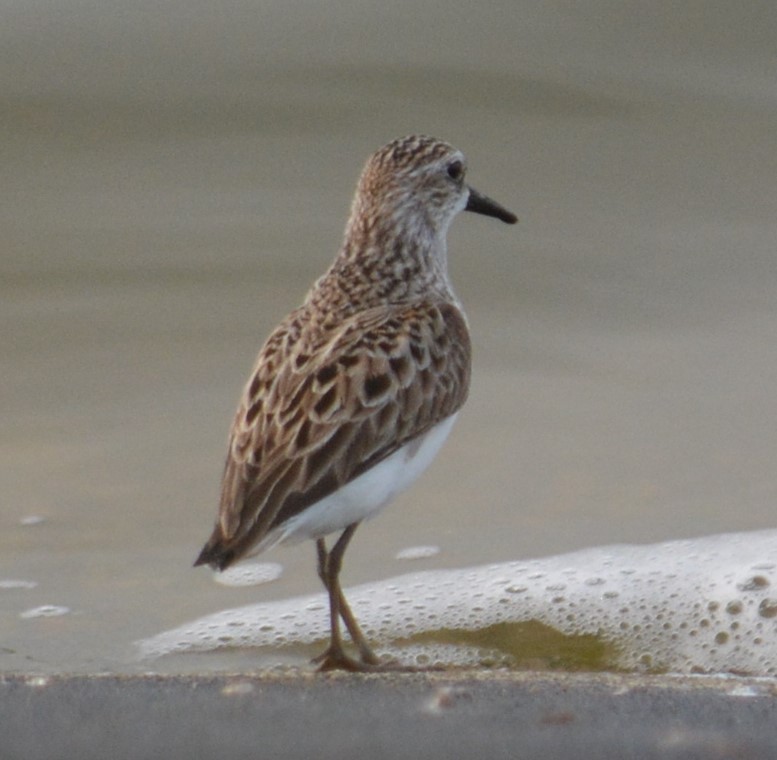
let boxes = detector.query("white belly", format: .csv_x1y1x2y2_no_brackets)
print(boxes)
265,413,459,548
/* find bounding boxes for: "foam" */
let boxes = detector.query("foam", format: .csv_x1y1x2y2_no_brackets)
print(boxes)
20,605,70,619
0,580,38,590
394,545,441,561
213,562,283,587
138,530,777,675
19,515,45,526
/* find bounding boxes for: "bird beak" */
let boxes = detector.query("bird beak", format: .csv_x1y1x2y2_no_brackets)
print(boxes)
465,186,518,224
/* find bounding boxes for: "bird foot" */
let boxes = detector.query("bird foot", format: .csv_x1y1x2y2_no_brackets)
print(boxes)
313,646,378,672
313,646,444,673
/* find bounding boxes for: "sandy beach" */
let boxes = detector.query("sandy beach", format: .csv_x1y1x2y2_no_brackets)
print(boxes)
2,670,775,759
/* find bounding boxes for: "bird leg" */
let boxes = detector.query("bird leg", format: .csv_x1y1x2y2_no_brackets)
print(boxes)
313,523,381,670
327,524,381,666
313,535,353,670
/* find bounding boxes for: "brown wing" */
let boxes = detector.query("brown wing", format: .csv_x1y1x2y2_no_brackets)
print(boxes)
195,300,470,570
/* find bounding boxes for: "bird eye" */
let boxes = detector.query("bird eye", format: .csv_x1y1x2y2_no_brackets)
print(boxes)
446,160,464,181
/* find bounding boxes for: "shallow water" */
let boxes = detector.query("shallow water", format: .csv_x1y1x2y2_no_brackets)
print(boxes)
2,2,777,673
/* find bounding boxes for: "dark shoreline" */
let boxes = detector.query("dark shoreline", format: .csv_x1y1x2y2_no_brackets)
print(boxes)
2,670,776,759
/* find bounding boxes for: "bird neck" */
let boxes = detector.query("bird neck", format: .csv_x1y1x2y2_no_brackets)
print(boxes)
324,205,453,309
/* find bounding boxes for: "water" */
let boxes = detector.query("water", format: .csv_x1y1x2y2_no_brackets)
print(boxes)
2,1,777,673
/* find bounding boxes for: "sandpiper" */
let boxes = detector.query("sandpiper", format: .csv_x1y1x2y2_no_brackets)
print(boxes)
195,135,517,671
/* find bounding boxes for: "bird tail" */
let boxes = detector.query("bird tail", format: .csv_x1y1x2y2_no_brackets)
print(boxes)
193,529,237,571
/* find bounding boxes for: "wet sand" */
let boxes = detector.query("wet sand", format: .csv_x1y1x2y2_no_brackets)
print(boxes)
3,670,776,760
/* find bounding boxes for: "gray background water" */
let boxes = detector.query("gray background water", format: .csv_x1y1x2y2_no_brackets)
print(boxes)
3,1,777,672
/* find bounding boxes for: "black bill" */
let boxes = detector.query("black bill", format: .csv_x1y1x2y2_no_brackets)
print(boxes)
465,186,518,224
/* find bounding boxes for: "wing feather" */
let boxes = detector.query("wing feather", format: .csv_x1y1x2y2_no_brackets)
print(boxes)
195,300,470,569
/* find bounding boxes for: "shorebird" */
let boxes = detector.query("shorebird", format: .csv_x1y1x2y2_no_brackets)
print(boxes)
195,135,517,671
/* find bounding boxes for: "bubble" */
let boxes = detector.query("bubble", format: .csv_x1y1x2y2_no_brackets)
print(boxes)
758,599,777,619
739,576,770,592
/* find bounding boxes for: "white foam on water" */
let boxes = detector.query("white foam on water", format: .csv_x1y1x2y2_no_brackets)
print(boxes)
20,605,70,619
213,562,283,587
19,515,45,526
0,580,38,590
138,530,777,675
395,545,441,561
